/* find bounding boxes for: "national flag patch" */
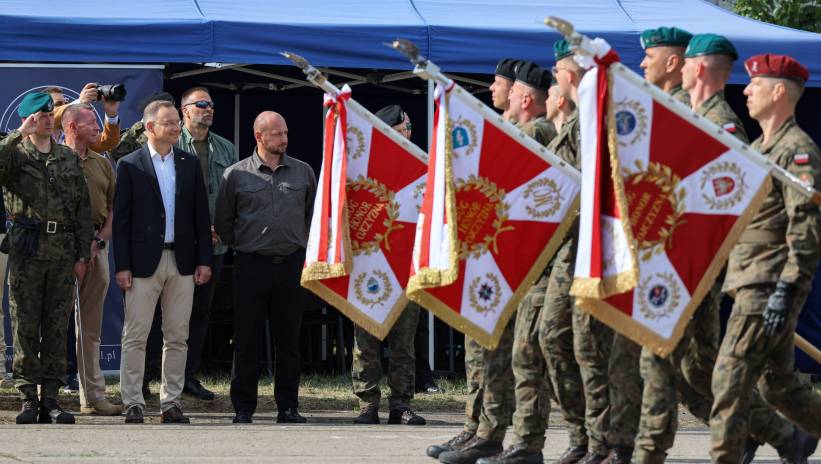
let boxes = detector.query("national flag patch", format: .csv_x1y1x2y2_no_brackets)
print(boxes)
793,153,810,165
722,122,737,133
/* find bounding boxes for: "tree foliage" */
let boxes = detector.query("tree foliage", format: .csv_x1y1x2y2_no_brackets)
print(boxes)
734,0,821,32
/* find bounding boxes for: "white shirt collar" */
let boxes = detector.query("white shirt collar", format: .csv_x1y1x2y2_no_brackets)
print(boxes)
147,142,174,161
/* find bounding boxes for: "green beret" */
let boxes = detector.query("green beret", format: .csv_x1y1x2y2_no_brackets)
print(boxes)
640,27,693,50
685,33,738,61
553,39,573,62
18,92,54,118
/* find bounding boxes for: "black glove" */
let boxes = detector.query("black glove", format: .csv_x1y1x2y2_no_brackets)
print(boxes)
762,280,796,337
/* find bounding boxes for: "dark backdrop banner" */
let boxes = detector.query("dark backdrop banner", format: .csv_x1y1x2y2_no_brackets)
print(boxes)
1,64,163,372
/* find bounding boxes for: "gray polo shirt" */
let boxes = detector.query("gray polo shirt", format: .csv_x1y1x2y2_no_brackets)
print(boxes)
215,151,317,256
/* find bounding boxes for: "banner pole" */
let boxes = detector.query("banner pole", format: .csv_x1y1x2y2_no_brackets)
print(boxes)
795,334,821,364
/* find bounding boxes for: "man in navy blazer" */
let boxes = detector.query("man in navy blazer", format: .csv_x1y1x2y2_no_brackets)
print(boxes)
113,100,212,424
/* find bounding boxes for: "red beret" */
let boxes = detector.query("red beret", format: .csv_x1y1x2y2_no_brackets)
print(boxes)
744,53,809,82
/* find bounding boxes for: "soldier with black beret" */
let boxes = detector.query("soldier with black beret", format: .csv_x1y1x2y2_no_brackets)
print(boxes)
0,92,93,424
509,61,557,147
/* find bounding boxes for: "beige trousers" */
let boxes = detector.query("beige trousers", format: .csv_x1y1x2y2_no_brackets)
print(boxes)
120,250,194,411
76,246,109,407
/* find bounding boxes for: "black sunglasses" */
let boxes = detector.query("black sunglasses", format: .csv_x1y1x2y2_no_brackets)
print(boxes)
184,100,214,109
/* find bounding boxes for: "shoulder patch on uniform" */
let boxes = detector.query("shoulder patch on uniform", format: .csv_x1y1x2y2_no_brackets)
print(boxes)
722,122,736,133
793,153,810,165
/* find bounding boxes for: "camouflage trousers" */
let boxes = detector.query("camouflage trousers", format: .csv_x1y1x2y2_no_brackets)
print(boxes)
352,302,420,411
606,333,642,449
462,316,516,442
573,306,613,456
8,256,76,400
710,284,821,463
541,241,587,449
634,281,795,464
510,272,552,451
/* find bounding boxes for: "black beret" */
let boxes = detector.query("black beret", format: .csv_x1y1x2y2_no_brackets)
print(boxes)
495,58,521,81
138,91,176,114
515,61,552,90
374,104,405,127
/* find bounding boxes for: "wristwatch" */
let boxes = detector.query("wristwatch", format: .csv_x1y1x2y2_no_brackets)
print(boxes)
94,236,106,250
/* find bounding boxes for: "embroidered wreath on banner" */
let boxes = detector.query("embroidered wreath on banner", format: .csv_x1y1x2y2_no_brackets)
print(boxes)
346,126,367,160
450,116,479,158
624,160,687,262
698,161,748,211
468,272,503,315
353,270,393,307
636,272,681,321
347,176,403,255
523,177,563,219
455,175,515,259
615,98,649,147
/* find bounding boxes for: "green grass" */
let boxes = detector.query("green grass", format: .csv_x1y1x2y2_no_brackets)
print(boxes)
0,373,469,414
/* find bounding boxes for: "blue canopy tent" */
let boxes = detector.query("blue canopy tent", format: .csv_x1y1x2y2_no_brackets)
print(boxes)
0,0,817,375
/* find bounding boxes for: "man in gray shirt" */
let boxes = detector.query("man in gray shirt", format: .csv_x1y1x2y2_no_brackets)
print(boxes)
215,111,316,424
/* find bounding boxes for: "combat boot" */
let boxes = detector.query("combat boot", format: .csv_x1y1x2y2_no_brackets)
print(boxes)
426,430,474,458
577,452,608,464
601,447,632,464
438,436,503,464
555,446,588,464
777,426,818,464
39,397,75,424
476,444,543,464
353,405,379,424
388,407,426,425
15,398,39,424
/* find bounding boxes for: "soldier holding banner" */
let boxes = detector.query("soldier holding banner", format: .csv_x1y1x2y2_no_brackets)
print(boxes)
351,104,425,426
634,33,809,464
427,57,521,463
709,53,821,464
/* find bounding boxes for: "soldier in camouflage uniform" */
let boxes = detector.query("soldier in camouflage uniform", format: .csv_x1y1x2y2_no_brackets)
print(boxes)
109,91,176,162
709,53,820,464
0,92,93,424
427,58,522,461
352,105,425,426
634,34,807,464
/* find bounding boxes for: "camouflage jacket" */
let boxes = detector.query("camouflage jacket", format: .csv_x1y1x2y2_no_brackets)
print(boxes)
521,115,558,148
0,131,93,262
110,121,147,162
724,117,821,293
697,91,748,144
548,109,581,169
670,84,690,106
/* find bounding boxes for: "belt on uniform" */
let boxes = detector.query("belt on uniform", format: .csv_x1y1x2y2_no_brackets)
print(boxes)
42,221,74,234
162,242,175,250
738,229,786,243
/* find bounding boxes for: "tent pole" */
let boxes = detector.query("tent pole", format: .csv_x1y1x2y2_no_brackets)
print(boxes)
427,77,435,372
234,91,240,153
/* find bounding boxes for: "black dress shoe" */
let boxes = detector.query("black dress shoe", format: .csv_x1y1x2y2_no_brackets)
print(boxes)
15,399,39,424
39,398,75,424
426,430,475,458
476,444,543,464
183,377,215,401
353,406,379,424
124,405,144,424
232,411,253,423
387,407,426,425
161,405,190,424
277,408,307,423
438,437,504,464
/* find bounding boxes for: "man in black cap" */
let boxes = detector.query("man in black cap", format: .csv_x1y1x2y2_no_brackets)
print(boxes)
0,92,93,424
490,58,521,121
508,62,556,147
350,104,426,426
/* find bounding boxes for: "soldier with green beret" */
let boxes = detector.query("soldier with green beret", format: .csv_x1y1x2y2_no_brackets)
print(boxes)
633,34,807,464
0,92,93,424
709,53,820,464
639,26,693,105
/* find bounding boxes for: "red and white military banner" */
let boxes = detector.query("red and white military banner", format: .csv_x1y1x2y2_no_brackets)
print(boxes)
303,87,428,339
408,81,581,349
573,50,772,356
